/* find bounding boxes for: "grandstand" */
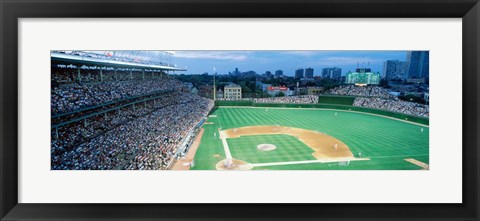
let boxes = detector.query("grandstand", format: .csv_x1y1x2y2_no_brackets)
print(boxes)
50,51,214,170
325,85,429,118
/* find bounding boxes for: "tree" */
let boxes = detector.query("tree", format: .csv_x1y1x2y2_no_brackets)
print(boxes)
260,91,271,98
379,79,390,88
306,81,316,87
319,78,340,91
276,92,285,97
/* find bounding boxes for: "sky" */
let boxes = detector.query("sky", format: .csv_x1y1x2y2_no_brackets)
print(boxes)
170,51,408,76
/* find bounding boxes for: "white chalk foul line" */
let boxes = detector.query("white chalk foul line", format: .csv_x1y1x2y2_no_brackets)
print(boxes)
250,158,370,168
219,130,233,160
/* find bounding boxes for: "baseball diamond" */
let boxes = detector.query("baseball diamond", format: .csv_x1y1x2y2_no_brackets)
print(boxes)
189,106,429,170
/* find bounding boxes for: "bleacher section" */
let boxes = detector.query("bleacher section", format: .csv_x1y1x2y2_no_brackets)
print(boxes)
51,63,214,170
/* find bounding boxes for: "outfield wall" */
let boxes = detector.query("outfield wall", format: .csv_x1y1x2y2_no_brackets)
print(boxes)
318,95,356,105
215,100,253,106
215,100,429,125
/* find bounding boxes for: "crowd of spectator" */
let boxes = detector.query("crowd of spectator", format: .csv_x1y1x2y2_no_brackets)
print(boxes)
216,95,319,104
216,98,253,101
52,93,180,148
353,97,429,118
51,78,183,114
326,85,393,99
253,95,319,104
52,68,166,85
51,92,214,170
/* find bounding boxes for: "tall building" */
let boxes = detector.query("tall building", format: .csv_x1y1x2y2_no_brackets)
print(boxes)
264,71,273,78
295,69,304,79
305,68,314,78
224,84,242,99
322,67,342,79
275,70,283,77
345,68,381,85
383,60,408,80
244,70,256,77
230,68,240,76
406,51,429,79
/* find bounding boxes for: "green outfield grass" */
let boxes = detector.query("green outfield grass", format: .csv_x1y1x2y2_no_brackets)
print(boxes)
191,107,429,170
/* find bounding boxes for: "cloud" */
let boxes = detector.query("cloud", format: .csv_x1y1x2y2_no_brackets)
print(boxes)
318,56,384,66
173,51,249,61
280,51,316,56
279,51,327,56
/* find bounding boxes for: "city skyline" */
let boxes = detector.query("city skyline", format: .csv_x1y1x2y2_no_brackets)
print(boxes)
171,50,409,76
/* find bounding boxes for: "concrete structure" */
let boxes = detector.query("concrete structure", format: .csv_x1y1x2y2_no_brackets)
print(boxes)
224,84,242,99
275,70,283,77
264,71,273,79
230,68,241,76
322,67,342,79
307,87,324,95
383,60,407,80
305,68,314,78
406,51,429,79
296,87,308,95
295,68,304,79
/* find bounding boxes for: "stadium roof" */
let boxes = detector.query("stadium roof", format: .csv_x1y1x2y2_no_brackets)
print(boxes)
51,51,187,71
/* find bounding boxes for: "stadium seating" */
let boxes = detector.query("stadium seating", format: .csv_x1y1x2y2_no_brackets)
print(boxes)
216,95,319,104
51,68,214,170
326,85,429,118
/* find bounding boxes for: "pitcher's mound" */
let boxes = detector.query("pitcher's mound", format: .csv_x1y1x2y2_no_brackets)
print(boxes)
216,159,253,170
257,144,277,151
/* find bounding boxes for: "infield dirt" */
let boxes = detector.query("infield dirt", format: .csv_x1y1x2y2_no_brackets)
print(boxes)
223,126,354,160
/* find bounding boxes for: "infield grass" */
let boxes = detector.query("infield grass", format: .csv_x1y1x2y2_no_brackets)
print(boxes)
228,134,316,164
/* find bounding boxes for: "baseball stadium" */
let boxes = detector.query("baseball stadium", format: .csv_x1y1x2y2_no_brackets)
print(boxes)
50,50,429,170
174,97,429,170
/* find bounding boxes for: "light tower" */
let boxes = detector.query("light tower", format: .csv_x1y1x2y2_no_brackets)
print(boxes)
213,66,216,101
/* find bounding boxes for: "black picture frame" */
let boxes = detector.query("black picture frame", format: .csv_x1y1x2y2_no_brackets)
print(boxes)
1,0,479,220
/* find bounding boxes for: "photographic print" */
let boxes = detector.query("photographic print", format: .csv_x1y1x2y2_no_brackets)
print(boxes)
51,50,429,170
